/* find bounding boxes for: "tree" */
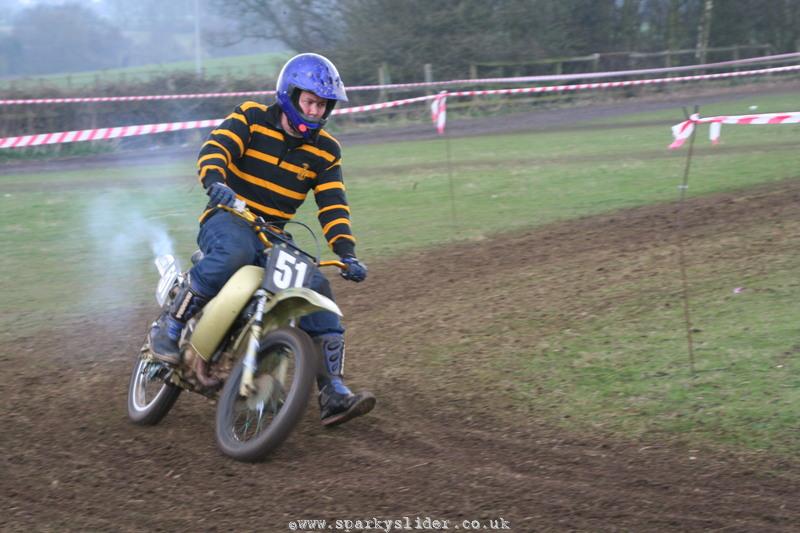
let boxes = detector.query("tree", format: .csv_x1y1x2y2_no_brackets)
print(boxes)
103,0,196,31
709,0,800,53
0,34,21,76
616,0,642,52
209,0,800,85
208,0,340,52
9,3,130,75
694,0,713,62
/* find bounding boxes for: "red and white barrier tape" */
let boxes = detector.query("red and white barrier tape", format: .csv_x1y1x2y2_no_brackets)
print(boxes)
669,111,800,149
3,65,800,149
2,53,799,106
0,118,223,149
0,95,449,148
330,94,438,115
0,96,448,148
0,91,275,106
349,51,800,91
430,92,447,135
442,64,800,98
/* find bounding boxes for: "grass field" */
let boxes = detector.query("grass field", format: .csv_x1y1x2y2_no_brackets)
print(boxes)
1,89,798,454
0,51,291,90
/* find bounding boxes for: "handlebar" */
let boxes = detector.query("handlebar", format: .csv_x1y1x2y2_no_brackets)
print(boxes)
217,204,346,271
319,260,347,269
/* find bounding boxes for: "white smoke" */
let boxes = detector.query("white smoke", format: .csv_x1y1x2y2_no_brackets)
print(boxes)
105,209,176,260
149,223,176,258
85,192,178,311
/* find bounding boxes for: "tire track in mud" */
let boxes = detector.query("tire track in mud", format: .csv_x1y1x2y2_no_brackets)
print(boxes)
3,178,800,530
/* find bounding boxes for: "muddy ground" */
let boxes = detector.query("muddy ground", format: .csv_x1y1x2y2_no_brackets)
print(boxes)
3,88,800,532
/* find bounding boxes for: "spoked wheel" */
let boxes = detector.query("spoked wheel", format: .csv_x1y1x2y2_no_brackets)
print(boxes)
215,327,316,462
127,348,182,425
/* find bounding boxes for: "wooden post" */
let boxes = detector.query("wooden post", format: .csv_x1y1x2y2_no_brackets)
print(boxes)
423,63,433,95
90,104,98,130
26,109,34,134
467,64,479,110
378,63,389,102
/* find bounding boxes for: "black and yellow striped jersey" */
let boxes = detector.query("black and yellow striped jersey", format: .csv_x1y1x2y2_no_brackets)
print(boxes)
197,101,355,258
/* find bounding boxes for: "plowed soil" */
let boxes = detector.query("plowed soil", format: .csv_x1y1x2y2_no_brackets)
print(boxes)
4,177,800,532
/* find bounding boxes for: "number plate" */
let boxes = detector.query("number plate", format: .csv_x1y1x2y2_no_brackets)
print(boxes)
264,245,315,293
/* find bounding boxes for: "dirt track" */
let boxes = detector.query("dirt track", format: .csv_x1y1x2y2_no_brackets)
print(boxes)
3,177,800,532
3,85,800,531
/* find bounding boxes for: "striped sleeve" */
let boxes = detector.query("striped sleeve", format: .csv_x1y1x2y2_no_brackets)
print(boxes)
314,155,355,257
196,102,255,188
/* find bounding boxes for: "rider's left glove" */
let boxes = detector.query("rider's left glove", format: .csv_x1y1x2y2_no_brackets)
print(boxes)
340,255,367,282
207,182,237,208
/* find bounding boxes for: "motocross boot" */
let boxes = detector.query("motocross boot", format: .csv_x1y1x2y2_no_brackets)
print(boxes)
315,333,376,427
149,283,208,365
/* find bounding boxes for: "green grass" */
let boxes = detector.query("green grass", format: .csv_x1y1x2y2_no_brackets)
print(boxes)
586,82,800,126
1,87,799,454
2,91,798,312
0,52,292,90
514,266,800,454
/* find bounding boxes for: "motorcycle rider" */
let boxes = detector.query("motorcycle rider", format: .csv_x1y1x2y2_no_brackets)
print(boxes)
149,53,375,427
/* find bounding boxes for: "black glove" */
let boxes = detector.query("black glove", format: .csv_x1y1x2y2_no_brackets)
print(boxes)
340,256,367,282
207,182,237,208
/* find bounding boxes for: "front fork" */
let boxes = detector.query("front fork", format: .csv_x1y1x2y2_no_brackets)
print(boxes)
240,289,268,397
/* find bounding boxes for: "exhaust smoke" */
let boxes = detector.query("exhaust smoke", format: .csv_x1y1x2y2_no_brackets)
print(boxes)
85,192,179,312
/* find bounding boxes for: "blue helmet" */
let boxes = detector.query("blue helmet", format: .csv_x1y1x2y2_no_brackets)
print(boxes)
276,53,348,140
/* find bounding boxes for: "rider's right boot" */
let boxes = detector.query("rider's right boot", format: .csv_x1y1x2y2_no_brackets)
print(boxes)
149,283,208,365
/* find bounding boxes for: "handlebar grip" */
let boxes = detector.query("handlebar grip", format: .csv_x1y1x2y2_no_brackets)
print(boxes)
219,203,256,222
319,260,346,270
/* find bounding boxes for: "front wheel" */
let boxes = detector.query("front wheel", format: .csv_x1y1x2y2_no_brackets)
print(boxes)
127,350,182,425
215,327,316,462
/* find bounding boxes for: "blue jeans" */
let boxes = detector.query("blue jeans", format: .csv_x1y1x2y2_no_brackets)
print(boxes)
189,210,344,337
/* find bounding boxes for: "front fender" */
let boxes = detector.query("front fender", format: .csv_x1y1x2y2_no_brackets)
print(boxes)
190,268,342,361
260,287,342,332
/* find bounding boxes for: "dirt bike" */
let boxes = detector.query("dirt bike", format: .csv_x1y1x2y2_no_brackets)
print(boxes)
127,203,347,462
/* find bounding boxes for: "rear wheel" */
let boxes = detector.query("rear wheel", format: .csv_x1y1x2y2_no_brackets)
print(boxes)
127,349,181,425
215,327,316,462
